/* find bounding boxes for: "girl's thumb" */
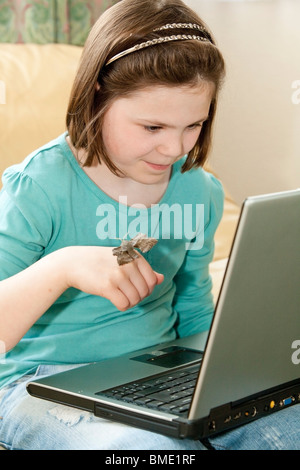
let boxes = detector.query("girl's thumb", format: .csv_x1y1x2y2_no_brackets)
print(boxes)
155,272,164,285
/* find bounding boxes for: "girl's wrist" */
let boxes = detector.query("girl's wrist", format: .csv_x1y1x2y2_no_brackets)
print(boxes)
43,247,74,292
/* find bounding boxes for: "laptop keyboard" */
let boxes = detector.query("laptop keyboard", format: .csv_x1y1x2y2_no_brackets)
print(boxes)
96,363,200,416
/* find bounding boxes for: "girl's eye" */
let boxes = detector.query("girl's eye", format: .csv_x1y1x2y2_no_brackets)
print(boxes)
187,123,202,130
143,123,204,132
144,126,162,133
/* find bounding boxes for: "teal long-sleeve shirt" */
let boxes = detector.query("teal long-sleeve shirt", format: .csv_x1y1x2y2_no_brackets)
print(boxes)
0,133,224,388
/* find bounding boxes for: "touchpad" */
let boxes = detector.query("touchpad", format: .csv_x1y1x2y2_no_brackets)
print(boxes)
131,346,203,368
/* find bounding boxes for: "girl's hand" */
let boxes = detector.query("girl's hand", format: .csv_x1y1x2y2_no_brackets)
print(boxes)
63,246,164,311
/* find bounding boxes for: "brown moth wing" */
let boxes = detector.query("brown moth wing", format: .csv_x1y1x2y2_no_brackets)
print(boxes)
112,233,158,266
112,245,138,265
131,233,158,253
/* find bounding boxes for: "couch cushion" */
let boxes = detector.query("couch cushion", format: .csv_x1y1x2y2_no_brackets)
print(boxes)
0,44,82,180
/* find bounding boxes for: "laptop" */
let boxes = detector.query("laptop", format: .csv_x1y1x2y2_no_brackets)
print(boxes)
27,189,300,439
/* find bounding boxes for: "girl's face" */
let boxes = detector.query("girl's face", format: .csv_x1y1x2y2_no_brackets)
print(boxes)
101,82,214,185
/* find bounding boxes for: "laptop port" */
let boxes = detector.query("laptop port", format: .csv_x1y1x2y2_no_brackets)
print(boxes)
279,396,295,407
245,406,257,418
208,420,216,431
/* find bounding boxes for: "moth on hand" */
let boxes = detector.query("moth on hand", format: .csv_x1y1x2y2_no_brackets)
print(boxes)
112,233,158,266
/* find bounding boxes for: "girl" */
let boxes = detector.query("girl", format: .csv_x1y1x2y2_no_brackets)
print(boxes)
0,0,299,451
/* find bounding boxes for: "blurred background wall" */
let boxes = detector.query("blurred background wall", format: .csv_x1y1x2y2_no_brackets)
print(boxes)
185,0,300,204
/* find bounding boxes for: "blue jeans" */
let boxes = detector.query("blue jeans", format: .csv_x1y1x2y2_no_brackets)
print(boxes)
1,364,300,450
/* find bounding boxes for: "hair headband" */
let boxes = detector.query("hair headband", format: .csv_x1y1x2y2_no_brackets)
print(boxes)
105,23,212,66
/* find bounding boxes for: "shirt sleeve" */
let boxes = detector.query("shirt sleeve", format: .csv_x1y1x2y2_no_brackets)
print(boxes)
0,167,53,280
173,173,224,338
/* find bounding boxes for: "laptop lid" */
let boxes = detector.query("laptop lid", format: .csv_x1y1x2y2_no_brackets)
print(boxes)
188,189,300,433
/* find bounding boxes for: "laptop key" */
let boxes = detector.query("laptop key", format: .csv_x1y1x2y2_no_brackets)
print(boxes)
170,404,191,415
121,393,142,402
134,396,155,405
146,400,165,409
159,403,178,412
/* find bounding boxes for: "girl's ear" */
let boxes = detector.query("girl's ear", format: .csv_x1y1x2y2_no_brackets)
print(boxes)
95,82,100,91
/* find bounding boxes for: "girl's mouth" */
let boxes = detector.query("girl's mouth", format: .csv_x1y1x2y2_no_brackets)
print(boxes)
145,161,171,171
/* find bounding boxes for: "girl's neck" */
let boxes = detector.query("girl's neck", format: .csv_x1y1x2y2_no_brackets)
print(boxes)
83,160,170,207
66,136,170,207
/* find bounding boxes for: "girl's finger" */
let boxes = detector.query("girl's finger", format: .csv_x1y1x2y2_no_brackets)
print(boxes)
117,274,144,308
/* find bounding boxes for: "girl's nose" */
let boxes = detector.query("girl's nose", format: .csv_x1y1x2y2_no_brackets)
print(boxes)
157,134,184,158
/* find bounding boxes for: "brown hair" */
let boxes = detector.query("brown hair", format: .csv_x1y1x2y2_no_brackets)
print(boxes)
66,0,225,174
